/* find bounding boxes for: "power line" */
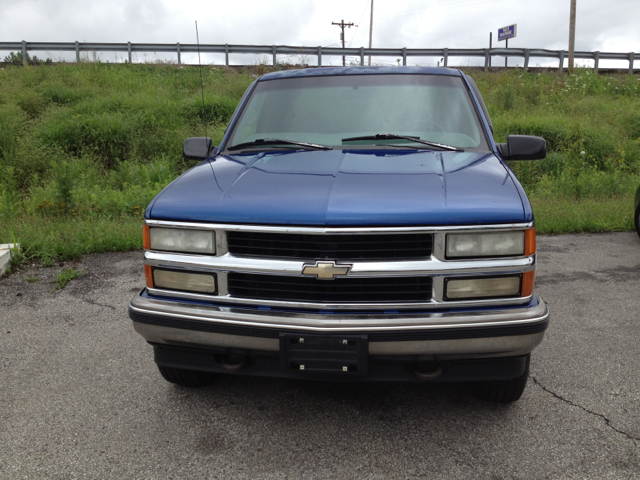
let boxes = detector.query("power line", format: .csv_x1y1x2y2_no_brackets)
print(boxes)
348,0,370,48
377,0,506,19
373,26,486,39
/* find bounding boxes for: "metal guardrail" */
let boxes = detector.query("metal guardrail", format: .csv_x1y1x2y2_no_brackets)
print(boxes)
1,41,637,73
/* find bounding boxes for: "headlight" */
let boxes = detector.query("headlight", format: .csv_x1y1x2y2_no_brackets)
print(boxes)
446,231,525,258
153,269,217,294
445,275,521,300
149,227,215,254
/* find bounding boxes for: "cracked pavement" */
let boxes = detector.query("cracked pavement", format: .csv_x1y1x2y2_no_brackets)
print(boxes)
1,233,639,479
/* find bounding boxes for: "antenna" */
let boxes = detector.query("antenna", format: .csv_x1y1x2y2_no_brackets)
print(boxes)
195,21,208,140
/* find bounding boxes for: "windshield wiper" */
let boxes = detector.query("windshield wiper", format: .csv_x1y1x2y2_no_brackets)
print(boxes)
342,134,463,152
227,138,332,151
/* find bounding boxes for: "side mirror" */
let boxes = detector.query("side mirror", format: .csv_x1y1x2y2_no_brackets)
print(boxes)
497,135,546,161
183,137,216,161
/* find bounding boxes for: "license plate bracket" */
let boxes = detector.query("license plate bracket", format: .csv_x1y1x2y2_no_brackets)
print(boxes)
279,333,369,375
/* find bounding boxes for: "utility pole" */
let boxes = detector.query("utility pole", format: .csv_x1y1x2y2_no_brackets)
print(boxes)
332,19,354,66
489,32,492,67
568,0,577,72
368,0,374,66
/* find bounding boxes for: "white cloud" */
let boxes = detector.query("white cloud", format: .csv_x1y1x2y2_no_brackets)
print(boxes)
0,0,637,67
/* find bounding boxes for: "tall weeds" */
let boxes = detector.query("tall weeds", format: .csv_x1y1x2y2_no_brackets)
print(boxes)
469,68,640,202
0,63,251,263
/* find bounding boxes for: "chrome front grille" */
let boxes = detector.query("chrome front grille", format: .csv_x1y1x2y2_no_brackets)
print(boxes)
226,231,433,260
227,273,433,303
144,220,537,309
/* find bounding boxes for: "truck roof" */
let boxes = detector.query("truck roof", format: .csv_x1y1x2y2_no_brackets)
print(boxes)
259,65,463,81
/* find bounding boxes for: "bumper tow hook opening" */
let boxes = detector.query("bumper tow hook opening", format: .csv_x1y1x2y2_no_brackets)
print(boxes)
415,365,443,381
222,355,247,372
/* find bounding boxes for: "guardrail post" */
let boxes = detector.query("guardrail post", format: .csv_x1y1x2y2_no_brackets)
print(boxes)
127,42,132,63
272,45,277,67
629,52,635,75
22,40,27,66
177,43,181,64
443,48,448,67
402,47,407,66
593,51,599,70
360,47,364,66
75,41,80,63
317,46,322,67
558,50,565,74
524,49,530,71
484,48,489,71
225,44,229,66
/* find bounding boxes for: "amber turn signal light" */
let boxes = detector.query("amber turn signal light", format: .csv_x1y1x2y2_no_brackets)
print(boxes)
521,270,535,297
524,228,536,256
143,225,151,250
144,264,154,289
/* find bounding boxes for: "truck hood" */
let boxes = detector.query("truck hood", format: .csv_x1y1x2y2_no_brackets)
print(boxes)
148,149,526,226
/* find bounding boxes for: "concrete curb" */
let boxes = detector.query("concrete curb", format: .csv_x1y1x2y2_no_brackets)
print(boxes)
0,243,19,277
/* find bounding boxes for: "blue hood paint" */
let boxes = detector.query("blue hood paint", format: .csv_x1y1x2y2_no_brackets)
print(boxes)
148,150,526,226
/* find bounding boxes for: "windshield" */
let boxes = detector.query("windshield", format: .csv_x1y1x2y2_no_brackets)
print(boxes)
226,74,488,151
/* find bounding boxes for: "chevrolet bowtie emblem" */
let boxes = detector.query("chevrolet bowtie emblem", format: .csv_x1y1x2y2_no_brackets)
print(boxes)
301,261,352,280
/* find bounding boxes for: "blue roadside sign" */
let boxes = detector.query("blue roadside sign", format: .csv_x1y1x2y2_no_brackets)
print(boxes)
498,24,517,41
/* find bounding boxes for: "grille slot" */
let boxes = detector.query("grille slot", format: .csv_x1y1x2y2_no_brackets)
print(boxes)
228,273,433,303
226,232,433,260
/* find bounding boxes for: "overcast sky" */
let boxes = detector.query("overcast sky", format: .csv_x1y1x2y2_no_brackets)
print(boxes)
1,0,638,68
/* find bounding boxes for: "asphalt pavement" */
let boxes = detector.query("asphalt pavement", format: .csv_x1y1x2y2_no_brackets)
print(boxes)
1,232,639,479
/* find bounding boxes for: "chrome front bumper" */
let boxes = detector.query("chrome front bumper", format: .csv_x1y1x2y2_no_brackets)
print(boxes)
129,290,549,358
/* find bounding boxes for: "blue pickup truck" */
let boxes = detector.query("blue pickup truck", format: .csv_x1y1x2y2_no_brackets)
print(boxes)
129,66,549,402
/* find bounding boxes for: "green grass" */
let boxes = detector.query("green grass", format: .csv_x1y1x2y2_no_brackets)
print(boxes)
53,266,85,290
531,194,635,234
0,63,251,266
0,63,639,267
5,217,145,266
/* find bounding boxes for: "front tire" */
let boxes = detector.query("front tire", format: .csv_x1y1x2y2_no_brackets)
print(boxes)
635,204,640,238
472,354,530,403
157,366,215,387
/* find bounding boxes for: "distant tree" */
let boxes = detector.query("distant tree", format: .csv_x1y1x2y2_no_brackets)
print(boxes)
3,51,53,66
